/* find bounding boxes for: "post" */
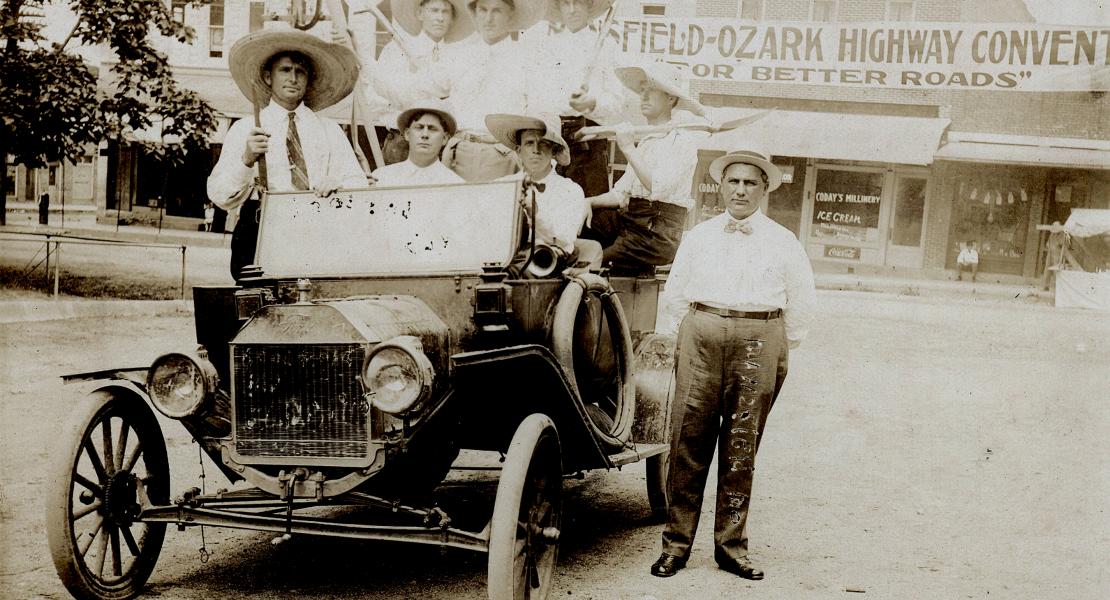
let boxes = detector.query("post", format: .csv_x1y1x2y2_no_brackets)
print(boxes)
53,240,61,298
181,246,187,300
44,235,51,288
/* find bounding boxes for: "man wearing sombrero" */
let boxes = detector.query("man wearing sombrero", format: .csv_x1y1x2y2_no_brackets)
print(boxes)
486,112,602,268
371,100,464,186
438,0,545,182
584,61,709,275
650,145,816,581
372,0,472,160
208,27,367,279
520,0,625,197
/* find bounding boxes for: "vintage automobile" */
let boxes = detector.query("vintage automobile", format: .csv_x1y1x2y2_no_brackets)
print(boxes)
45,178,680,600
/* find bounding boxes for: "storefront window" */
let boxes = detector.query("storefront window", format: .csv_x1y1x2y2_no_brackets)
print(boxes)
949,167,1035,268
810,168,883,245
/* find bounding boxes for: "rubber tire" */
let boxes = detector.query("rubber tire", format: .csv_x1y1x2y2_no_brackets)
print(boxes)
551,273,636,450
488,414,562,600
46,389,169,600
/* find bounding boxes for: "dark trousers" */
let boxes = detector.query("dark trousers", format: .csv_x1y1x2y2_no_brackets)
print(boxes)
230,199,260,281
556,116,610,197
661,308,789,562
587,198,685,275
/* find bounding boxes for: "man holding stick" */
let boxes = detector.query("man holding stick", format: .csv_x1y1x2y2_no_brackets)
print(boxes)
371,0,472,163
584,61,709,274
521,0,625,196
207,28,367,280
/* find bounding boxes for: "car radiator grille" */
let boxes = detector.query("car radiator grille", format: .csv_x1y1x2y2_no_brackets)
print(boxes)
232,344,369,459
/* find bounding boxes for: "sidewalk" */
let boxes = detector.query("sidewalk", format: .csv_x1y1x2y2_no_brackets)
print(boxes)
2,209,231,249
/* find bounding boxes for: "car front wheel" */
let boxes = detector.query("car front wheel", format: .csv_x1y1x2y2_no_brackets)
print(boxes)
45,388,169,600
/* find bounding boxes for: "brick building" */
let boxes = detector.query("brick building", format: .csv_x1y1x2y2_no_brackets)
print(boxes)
637,0,1109,282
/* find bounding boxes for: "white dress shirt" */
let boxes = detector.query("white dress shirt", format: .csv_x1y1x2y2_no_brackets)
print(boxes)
656,210,817,347
371,159,465,186
441,35,528,132
519,22,625,124
528,169,589,254
612,120,708,209
372,32,452,122
207,101,366,216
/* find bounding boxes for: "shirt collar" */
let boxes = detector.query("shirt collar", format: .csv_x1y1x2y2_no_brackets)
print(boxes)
264,100,310,117
721,209,763,226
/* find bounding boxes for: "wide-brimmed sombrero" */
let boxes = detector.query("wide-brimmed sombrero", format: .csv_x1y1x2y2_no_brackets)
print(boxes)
615,61,706,117
229,27,360,111
485,113,571,165
467,0,546,33
398,99,458,136
543,0,613,23
709,146,782,192
392,0,475,44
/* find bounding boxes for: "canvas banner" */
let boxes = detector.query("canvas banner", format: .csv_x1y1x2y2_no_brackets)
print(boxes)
613,19,1110,91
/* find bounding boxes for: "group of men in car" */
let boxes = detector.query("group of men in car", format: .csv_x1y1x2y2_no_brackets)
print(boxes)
208,0,816,584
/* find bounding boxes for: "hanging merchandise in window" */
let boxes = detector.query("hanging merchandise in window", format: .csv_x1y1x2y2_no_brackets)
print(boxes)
951,171,1033,262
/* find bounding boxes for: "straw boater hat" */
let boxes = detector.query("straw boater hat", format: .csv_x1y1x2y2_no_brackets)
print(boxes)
397,100,458,136
467,0,546,33
485,113,571,166
391,0,475,44
709,145,783,192
615,61,706,117
544,0,613,24
229,27,360,111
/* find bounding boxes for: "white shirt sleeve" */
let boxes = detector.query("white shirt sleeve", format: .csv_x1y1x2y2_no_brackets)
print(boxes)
584,40,627,125
648,131,702,203
654,230,697,337
782,236,817,348
206,118,256,212
372,41,450,111
323,119,369,189
549,182,587,253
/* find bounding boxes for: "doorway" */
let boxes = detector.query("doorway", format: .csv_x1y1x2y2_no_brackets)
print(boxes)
886,172,929,268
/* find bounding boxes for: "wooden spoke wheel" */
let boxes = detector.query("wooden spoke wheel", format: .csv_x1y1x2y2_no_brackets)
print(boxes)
488,414,562,600
46,389,169,600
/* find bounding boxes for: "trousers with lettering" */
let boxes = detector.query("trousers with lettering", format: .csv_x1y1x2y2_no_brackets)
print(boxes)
661,308,788,562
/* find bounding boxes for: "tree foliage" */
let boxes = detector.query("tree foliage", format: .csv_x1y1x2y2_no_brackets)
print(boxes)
0,0,217,224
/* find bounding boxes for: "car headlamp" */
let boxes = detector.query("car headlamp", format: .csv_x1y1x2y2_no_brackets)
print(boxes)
147,351,218,419
361,336,434,415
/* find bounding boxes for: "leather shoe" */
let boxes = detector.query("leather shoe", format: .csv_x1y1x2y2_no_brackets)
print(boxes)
716,557,764,580
650,553,687,577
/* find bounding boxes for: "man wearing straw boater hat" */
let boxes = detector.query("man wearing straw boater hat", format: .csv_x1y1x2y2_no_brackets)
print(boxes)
520,0,625,197
208,26,367,279
583,61,709,275
371,100,464,186
487,112,603,269
371,0,472,163
649,144,816,581
438,0,545,182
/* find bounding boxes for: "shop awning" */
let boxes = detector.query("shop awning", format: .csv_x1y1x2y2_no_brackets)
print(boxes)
701,109,950,165
935,132,1110,170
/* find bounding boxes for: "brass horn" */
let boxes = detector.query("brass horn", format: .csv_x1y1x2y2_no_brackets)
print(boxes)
526,244,571,278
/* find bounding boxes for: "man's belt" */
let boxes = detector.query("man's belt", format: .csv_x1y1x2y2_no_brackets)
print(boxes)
692,302,782,320
629,197,688,218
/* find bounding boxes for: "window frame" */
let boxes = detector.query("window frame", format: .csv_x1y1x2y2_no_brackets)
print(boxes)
810,0,838,22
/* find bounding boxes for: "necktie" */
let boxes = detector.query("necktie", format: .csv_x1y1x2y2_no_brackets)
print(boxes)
724,219,753,235
286,111,309,191
432,42,440,62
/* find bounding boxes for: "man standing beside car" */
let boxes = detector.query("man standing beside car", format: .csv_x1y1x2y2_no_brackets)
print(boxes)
649,145,816,581
207,28,367,280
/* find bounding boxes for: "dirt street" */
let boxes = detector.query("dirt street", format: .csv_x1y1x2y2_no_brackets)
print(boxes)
1,293,1107,599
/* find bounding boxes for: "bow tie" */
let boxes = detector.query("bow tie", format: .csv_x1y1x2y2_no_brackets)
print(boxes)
724,219,753,235
523,181,546,194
